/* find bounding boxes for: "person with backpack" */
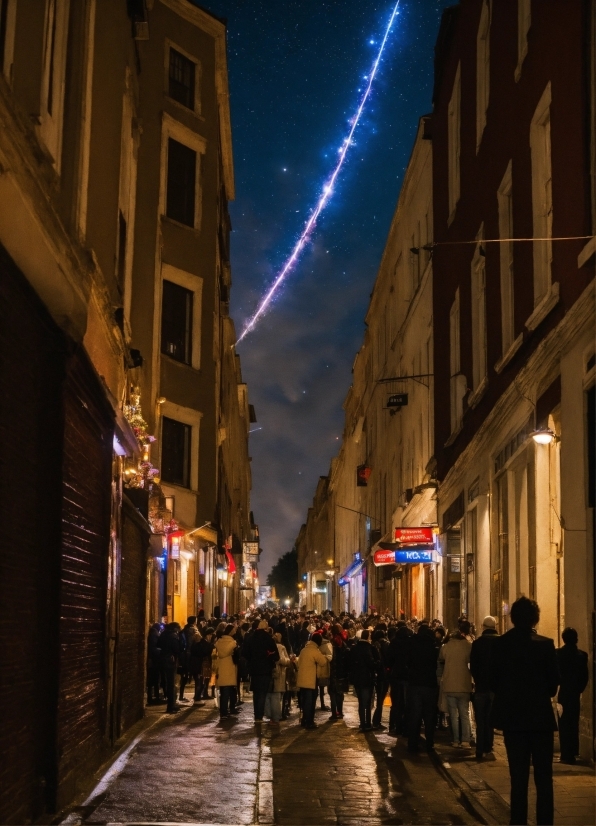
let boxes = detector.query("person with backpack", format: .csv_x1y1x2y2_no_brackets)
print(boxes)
178,616,200,704
189,626,214,705
244,619,280,725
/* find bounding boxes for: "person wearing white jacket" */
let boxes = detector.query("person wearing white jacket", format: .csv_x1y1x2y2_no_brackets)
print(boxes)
264,633,291,725
437,622,473,748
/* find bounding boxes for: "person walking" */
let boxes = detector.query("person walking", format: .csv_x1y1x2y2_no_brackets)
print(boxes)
470,616,499,758
490,597,559,826
387,621,411,735
349,630,379,732
438,620,474,749
215,624,239,719
406,622,438,752
556,627,589,764
158,622,181,714
296,633,331,729
244,619,280,725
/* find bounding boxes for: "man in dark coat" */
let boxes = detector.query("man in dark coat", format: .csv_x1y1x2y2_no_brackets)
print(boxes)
349,630,379,731
490,597,559,826
158,622,182,714
243,620,280,723
470,615,499,759
371,628,391,730
406,622,438,752
387,622,411,735
556,627,589,764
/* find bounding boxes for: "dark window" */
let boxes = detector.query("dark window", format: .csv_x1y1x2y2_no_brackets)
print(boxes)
161,279,193,364
166,138,196,227
169,48,195,109
161,417,191,488
0,0,9,69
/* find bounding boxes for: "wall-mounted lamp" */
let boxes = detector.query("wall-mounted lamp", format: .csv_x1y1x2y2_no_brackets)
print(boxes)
531,428,556,445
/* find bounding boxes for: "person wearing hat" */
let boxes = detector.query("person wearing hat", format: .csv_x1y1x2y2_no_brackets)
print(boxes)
470,616,499,759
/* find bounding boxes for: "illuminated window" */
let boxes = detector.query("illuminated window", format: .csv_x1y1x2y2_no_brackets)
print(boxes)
161,280,193,364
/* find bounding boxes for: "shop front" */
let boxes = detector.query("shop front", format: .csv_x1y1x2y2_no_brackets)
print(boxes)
373,528,440,620
338,553,365,615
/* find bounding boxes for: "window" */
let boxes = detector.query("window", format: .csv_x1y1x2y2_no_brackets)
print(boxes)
161,279,193,364
476,0,491,150
447,63,461,221
40,0,70,169
498,161,515,354
169,47,195,109
471,238,487,393
449,288,465,434
166,138,197,226
0,0,16,80
118,78,138,320
516,0,531,82
161,417,191,488
530,83,553,306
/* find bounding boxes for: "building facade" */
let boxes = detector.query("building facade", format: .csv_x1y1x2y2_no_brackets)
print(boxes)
0,1,253,821
431,0,594,757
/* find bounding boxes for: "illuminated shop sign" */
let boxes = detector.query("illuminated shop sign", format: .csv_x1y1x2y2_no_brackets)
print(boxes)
373,548,439,566
393,527,434,545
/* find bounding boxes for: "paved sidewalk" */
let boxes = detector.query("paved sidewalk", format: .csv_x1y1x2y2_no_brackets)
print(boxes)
58,692,477,826
433,731,596,826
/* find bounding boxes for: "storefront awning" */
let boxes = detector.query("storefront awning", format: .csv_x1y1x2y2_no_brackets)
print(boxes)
192,525,218,545
338,557,365,586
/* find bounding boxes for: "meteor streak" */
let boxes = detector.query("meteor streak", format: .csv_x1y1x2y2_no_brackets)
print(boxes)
236,1,402,344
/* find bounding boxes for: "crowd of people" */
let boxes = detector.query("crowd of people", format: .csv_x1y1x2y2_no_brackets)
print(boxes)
147,597,588,826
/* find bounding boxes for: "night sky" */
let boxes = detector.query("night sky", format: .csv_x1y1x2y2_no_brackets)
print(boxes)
196,0,454,577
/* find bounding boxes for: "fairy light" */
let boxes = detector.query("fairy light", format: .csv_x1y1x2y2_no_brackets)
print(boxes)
236,1,402,344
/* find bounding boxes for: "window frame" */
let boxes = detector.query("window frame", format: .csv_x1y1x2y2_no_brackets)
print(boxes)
476,0,491,151
160,401,201,492
39,0,71,171
160,263,203,370
0,0,17,82
165,39,201,114
160,112,206,231
447,63,461,224
515,0,531,82
470,236,487,399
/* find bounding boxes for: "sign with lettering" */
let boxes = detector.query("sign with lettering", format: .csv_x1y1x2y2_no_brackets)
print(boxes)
387,393,408,408
374,548,438,566
394,527,434,546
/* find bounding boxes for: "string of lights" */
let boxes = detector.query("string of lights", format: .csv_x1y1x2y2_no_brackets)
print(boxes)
236,0,402,345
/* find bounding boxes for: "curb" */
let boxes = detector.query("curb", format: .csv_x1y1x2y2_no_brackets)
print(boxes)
429,748,511,826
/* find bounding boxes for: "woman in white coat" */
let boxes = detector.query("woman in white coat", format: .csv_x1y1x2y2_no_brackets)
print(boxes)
265,631,291,726
215,624,238,719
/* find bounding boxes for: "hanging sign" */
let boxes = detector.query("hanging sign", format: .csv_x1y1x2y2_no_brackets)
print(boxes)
357,464,372,487
394,527,434,546
387,393,408,408
374,548,438,566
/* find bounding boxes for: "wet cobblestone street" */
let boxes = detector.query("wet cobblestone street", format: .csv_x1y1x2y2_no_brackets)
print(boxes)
60,693,477,826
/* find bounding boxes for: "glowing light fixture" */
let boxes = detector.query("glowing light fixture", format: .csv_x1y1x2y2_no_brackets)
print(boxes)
531,428,556,445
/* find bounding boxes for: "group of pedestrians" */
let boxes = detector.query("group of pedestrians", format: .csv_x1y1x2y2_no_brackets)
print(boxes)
147,598,588,826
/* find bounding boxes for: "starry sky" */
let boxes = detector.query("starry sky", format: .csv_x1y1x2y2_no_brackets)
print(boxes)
196,0,454,577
